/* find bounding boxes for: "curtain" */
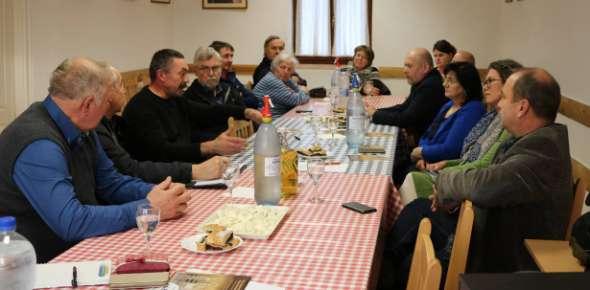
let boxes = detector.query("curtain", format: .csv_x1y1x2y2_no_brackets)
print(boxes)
296,0,330,56
333,0,369,56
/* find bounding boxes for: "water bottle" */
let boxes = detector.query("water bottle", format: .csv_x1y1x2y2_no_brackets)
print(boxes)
254,96,282,205
0,216,37,290
346,73,366,153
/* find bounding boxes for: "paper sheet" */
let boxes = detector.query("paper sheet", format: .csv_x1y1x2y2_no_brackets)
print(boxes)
34,260,111,288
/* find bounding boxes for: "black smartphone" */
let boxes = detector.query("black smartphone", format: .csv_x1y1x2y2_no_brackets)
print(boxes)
342,202,377,214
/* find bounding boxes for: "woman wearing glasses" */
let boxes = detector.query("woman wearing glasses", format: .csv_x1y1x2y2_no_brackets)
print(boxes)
399,59,523,204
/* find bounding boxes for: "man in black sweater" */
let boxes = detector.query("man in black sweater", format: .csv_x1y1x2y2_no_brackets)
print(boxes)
365,48,447,186
122,49,261,163
97,65,229,183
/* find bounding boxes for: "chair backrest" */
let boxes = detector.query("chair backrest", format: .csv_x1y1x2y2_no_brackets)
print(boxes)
444,200,474,290
566,178,588,240
227,117,254,139
406,218,442,290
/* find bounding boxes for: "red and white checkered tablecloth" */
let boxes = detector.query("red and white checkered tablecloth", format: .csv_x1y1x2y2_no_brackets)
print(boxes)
50,170,392,290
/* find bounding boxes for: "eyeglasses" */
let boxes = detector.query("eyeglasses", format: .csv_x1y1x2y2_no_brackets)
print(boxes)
482,78,501,87
198,65,222,74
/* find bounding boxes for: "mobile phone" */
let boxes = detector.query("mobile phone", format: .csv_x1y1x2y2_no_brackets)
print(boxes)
342,202,376,214
185,179,227,189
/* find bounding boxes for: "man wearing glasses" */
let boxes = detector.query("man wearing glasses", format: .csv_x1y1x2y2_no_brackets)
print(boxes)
184,47,247,141
122,49,261,164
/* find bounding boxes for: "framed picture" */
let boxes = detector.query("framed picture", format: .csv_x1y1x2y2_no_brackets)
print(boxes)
151,0,171,3
202,0,247,9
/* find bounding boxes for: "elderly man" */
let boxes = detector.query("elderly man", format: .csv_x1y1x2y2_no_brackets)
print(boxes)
252,35,306,88
184,46,249,141
366,48,447,185
122,49,261,164
452,50,476,65
0,58,190,262
209,41,259,108
253,52,310,119
381,68,571,289
97,65,229,184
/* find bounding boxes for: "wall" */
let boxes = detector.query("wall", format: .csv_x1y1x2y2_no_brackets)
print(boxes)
28,0,173,103
498,0,590,168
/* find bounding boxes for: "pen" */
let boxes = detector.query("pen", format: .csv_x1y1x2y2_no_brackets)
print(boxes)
71,266,78,288
296,110,312,113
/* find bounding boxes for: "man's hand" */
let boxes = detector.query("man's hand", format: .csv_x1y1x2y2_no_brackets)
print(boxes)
244,108,262,124
147,177,191,220
410,147,423,161
201,129,246,156
429,184,459,214
426,160,447,172
192,156,230,180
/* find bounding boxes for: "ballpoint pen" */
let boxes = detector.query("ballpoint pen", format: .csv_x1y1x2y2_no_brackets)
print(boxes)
71,266,78,288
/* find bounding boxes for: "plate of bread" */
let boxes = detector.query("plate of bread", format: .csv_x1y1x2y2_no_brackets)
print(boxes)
181,224,243,254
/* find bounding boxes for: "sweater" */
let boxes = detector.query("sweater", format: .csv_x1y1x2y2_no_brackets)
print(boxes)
122,86,245,163
96,116,193,183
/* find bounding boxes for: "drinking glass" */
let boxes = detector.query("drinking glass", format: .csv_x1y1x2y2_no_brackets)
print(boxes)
306,157,325,203
222,162,239,196
328,115,339,147
328,87,338,111
310,116,322,145
136,204,160,255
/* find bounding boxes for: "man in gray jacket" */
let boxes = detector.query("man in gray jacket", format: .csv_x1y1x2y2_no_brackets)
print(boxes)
381,68,572,289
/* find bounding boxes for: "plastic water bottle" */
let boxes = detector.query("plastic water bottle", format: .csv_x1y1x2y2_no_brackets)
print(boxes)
331,57,349,99
0,216,37,290
254,95,281,205
346,73,366,153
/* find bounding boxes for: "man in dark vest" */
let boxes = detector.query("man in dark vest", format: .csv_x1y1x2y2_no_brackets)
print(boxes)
0,57,191,262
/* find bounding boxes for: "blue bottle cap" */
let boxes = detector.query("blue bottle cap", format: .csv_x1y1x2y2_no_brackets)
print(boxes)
351,73,360,89
0,216,16,231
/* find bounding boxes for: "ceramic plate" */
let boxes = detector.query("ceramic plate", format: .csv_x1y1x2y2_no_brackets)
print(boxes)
180,234,243,255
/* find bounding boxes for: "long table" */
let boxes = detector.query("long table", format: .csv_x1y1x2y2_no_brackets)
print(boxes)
48,95,406,290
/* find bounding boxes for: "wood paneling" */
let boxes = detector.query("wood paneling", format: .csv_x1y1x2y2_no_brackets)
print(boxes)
560,95,590,128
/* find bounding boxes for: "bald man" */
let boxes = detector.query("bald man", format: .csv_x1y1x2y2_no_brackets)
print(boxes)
366,48,447,185
0,58,191,262
452,50,476,65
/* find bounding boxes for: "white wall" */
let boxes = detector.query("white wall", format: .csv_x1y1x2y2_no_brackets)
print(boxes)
498,0,590,168
28,0,173,102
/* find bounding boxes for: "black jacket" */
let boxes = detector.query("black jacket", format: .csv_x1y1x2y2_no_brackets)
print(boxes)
372,68,446,140
184,80,246,141
96,116,192,183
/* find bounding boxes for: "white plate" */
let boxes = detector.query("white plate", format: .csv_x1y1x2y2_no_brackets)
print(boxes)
180,234,243,255
198,204,289,240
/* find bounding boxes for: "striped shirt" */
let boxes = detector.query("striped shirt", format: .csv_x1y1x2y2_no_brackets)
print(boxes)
253,72,309,118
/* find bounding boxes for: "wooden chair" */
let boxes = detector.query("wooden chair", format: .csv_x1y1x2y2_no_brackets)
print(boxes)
444,200,474,290
406,218,442,290
523,179,588,273
566,178,588,240
227,117,254,139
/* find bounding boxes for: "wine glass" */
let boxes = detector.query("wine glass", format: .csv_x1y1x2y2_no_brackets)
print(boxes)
327,115,339,147
136,204,160,255
306,157,325,203
310,116,322,145
222,162,239,196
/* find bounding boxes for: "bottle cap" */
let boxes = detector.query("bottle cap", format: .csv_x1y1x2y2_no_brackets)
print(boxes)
0,216,16,231
351,73,360,89
261,95,272,123
334,57,342,68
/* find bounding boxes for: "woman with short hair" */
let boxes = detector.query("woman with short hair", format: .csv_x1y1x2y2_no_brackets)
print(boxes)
348,45,391,96
253,52,309,118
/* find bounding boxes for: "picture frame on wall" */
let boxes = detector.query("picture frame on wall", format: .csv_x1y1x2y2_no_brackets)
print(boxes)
151,0,171,3
202,0,247,9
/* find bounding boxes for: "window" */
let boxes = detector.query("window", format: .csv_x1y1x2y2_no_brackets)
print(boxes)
293,0,371,63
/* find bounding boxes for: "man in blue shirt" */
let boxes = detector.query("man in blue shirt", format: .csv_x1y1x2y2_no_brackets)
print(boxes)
0,57,190,262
